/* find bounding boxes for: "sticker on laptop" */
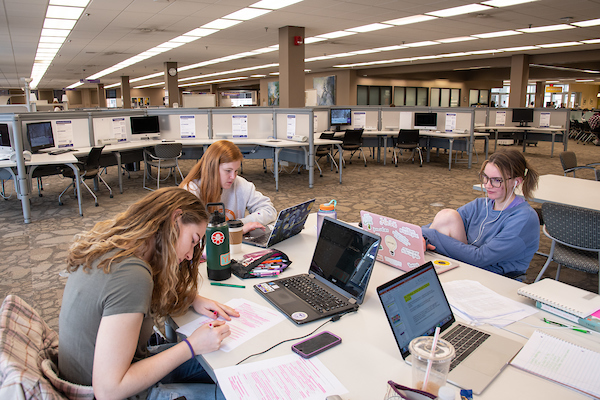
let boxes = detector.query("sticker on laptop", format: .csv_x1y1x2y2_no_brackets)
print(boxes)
291,312,308,321
256,283,274,293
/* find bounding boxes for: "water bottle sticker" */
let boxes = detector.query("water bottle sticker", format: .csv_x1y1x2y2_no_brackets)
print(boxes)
220,253,230,266
211,231,225,245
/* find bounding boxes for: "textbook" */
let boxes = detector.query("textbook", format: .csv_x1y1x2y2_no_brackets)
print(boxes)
535,301,600,333
517,278,600,318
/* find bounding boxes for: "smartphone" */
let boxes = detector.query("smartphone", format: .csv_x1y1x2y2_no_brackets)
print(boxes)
291,331,341,359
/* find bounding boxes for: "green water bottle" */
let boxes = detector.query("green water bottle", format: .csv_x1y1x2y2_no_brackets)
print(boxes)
206,202,231,281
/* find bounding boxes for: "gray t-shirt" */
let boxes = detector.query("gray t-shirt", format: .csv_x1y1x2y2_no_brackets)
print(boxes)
58,252,154,386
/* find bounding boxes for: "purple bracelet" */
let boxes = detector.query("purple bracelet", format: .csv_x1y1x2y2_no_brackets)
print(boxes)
183,338,196,359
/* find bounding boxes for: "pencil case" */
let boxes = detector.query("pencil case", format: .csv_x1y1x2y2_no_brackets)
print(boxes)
230,248,292,279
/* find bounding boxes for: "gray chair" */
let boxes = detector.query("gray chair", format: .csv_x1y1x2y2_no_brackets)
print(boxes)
392,129,423,167
559,151,596,177
534,202,600,293
143,142,184,191
59,146,112,207
315,132,338,177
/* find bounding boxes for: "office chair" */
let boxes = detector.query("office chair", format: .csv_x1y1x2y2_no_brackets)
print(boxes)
392,129,423,167
559,151,597,178
143,142,184,191
534,202,600,293
58,146,112,207
340,129,366,167
315,132,338,177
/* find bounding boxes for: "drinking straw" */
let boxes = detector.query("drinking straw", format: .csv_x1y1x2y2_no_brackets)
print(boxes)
422,326,441,392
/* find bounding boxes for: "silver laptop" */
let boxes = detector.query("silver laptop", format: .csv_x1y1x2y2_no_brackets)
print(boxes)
243,199,315,248
377,261,522,394
254,217,381,324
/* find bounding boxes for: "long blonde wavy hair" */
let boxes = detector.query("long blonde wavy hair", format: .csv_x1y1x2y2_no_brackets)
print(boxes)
67,187,208,318
180,140,243,206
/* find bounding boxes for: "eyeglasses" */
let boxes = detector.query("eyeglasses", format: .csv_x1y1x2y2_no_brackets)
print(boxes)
479,173,504,188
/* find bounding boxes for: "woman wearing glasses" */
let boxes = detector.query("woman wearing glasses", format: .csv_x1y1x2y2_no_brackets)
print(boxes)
422,149,540,277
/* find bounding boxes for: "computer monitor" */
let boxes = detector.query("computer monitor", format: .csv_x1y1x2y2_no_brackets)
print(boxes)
26,121,55,153
0,124,10,147
511,108,534,126
130,115,160,139
330,108,352,131
414,113,438,130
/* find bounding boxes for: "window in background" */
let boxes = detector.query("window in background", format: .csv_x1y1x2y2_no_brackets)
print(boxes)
357,85,392,105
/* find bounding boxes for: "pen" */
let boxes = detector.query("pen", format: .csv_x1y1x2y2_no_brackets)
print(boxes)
543,318,590,334
210,282,246,288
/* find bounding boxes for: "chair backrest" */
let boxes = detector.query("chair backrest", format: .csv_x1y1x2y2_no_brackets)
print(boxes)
154,143,182,159
542,202,600,250
342,129,363,145
319,132,335,140
396,129,420,145
596,168,600,182
84,146,104,169
559,151,577,175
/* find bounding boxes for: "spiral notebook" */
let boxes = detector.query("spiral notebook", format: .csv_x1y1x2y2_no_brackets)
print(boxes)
517,279,600,318
511,330,600,398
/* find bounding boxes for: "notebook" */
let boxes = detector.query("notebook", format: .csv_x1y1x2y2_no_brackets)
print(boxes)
254,217,381,325
360,211,457,274
243,199,315,248
517,278,600,318
377,261,522,394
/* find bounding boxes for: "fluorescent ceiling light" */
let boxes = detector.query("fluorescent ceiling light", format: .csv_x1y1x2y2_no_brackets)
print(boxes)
348,49,382,55
472,30,522,38
576,79,594,82
250,74,266,78
269,72,279,75
375,45,407,51
517,24,574,33
251,47,278,54
169,36,198,43
43,19,76,29
304,37,327,44
249,0,303,10
305,55,337,62
223,8,271,20
426,4,491,17
39,36,66,43
383,15,437,25
38,43,62,49
482,0,537,7
181,77,248,87
202,19,242,30
497,45,539,51
411,55,442,60
581,38,600,44
46,5,84,19
546,80,559,83
134,82,165,89
315,31,357,39
436,36,478,43
41,28,70,37
346,23,392,33
468,49,503,55
537,42,582,48
572,18,600,27
184,28,218,37
50,0,90,6
441,52,471,57
35,55,55,61
104,83,120,89
404,41,439,47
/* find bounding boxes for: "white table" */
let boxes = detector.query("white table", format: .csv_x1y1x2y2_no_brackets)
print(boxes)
0,152,82,222
475,126,566,157
419,131,479,170
171,213,600,400
473,174,600,211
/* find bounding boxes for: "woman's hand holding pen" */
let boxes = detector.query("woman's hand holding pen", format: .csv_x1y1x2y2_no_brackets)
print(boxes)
188,320,230,354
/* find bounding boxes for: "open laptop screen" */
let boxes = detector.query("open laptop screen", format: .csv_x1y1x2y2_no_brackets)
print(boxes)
377,262,454,357
310,217,380,303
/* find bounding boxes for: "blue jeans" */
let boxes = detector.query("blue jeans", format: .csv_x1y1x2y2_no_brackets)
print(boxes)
145,344,226,400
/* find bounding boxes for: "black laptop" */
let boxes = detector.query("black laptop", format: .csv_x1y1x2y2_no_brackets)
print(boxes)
254,217,381,325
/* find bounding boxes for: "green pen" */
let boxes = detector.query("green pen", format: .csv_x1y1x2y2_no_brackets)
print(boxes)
210,282,246,288
543,317,590,334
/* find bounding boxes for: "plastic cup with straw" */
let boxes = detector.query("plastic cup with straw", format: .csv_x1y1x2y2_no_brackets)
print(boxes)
422,326,441,392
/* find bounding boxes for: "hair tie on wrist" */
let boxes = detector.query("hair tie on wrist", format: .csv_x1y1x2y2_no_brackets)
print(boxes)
183,338,195,359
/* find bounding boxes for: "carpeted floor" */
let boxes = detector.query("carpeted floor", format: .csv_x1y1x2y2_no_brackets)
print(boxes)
1,138,598,332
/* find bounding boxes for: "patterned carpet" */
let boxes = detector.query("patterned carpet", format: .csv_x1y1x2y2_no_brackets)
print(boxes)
0,138,598,332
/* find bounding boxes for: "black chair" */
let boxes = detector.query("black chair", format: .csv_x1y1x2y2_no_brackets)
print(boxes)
315,132,338,177
340,129,366,167
58,146,113,207
392,129,422,167
143,143,184,190
534,202,600,293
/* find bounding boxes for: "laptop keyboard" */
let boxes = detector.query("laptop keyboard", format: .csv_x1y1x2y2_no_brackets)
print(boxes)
280,275,349,313
442,324,490,371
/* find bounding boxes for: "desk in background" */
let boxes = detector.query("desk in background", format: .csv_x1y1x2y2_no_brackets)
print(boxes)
419,131,488,170
473,174,600,211
475,126,566,157
171,213,599,400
